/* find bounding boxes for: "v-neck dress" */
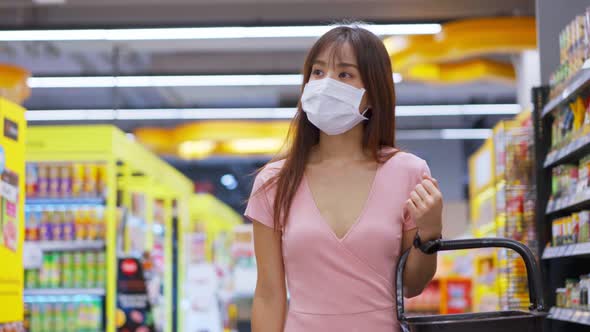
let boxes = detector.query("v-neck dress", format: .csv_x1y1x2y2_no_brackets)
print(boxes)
245,151,430,332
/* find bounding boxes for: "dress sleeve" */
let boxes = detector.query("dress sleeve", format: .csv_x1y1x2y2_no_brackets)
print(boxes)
244,171,276,229
402,159,431,232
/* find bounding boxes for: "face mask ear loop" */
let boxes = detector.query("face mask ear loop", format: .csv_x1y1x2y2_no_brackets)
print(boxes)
361,107,371,119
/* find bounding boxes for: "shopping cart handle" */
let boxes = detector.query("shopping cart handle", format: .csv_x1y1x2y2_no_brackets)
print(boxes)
396,238,545,322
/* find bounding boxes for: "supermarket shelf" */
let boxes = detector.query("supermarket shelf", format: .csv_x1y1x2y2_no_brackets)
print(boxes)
24,288,105,296
26,197,105,205
547,307,590,326
542,59,590,118
542,242,590,259
28,240,105,252
544,133,590,168
546,190,590,216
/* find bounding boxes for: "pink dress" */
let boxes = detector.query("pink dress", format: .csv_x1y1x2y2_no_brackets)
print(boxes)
245,151,430,332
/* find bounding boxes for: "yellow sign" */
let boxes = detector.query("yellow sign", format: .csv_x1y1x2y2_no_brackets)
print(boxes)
0,98,26,323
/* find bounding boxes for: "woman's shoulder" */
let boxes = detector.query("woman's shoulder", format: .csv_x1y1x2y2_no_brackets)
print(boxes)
255,159,286,184
381,149,429,174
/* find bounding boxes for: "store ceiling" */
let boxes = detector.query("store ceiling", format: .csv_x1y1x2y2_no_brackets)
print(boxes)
0,0,534,132
0,1,534,26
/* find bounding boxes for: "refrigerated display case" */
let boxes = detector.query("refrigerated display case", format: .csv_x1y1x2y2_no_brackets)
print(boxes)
23,125,192,332
178,194,242,332
0,97,26,330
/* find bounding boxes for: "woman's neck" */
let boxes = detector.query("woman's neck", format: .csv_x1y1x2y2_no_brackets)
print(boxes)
312,124,368,163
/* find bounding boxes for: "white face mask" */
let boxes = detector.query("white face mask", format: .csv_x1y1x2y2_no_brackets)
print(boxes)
301,78,368,135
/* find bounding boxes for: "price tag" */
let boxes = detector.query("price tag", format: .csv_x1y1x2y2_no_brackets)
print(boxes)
566,245,576,256
547,201,554,213
23,243,43,269
549,307,557,316
567,309,576,320
555,308,563,320
584,312,590,325
543,247,554,259
573,140,580,150
575,242,590,255
557,246,567,257
574,311,585,323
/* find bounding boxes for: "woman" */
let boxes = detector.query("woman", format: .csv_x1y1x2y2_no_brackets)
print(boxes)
245,25,443,332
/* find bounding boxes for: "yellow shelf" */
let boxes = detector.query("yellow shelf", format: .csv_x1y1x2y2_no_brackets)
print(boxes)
26,125,192,332
0,98,26,324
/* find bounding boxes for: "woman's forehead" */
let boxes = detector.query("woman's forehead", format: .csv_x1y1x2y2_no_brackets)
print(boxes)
314,42,357,65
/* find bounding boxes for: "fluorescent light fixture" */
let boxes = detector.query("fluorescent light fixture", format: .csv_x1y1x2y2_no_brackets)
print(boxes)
26,109,115,121
28,73,402,88
0,24,441,42
440,129,493,140
397,129,493,140
27,104,519,121
178,140,217,159
396,104,520,117
116,108,297,120
27,75,302,88
221,138,286,154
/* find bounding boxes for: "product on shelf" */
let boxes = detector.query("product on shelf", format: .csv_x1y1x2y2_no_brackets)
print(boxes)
552,165,579,198
551,211,590,247
25,205,105,242
555,275,590,311
25,297,103,332
550,97,590,150
25,250,106,290
0,323,24,332
26,162,107,199
550,7,590,98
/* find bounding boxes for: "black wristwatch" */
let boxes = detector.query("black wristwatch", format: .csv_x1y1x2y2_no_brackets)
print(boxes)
413,230,442,254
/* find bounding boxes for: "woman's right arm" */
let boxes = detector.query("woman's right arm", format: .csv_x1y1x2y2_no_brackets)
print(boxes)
251,220,287,332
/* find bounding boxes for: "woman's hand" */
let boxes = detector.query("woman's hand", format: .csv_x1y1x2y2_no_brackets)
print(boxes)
406,173,443,240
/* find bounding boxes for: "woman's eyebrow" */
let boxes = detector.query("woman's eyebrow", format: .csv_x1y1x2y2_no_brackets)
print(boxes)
337,62,358,69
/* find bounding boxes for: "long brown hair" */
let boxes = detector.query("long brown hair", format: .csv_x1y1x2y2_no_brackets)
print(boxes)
262,25,398,229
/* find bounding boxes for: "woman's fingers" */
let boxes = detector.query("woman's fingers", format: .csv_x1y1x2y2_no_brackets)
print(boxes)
414,184,430,201
410,191,426,210
422,179,441,198
406,199,419,217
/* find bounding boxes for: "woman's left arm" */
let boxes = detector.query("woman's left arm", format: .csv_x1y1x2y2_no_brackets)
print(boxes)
401,174,443,298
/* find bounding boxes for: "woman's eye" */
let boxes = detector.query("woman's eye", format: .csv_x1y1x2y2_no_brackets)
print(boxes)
339,72,352,79
312,69,324,76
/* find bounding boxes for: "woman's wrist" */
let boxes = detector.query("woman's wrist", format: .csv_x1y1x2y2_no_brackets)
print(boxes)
418,226,442,242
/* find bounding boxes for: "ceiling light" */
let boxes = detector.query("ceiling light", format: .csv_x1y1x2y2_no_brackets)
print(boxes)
26,109,115,121
0,24,441,42
26,104,519,121
395,104,520,117
221,138,286,154
220,174,239,191
28,73,402,88
395,129,493,140
440,129,493,140
178,140,217,159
